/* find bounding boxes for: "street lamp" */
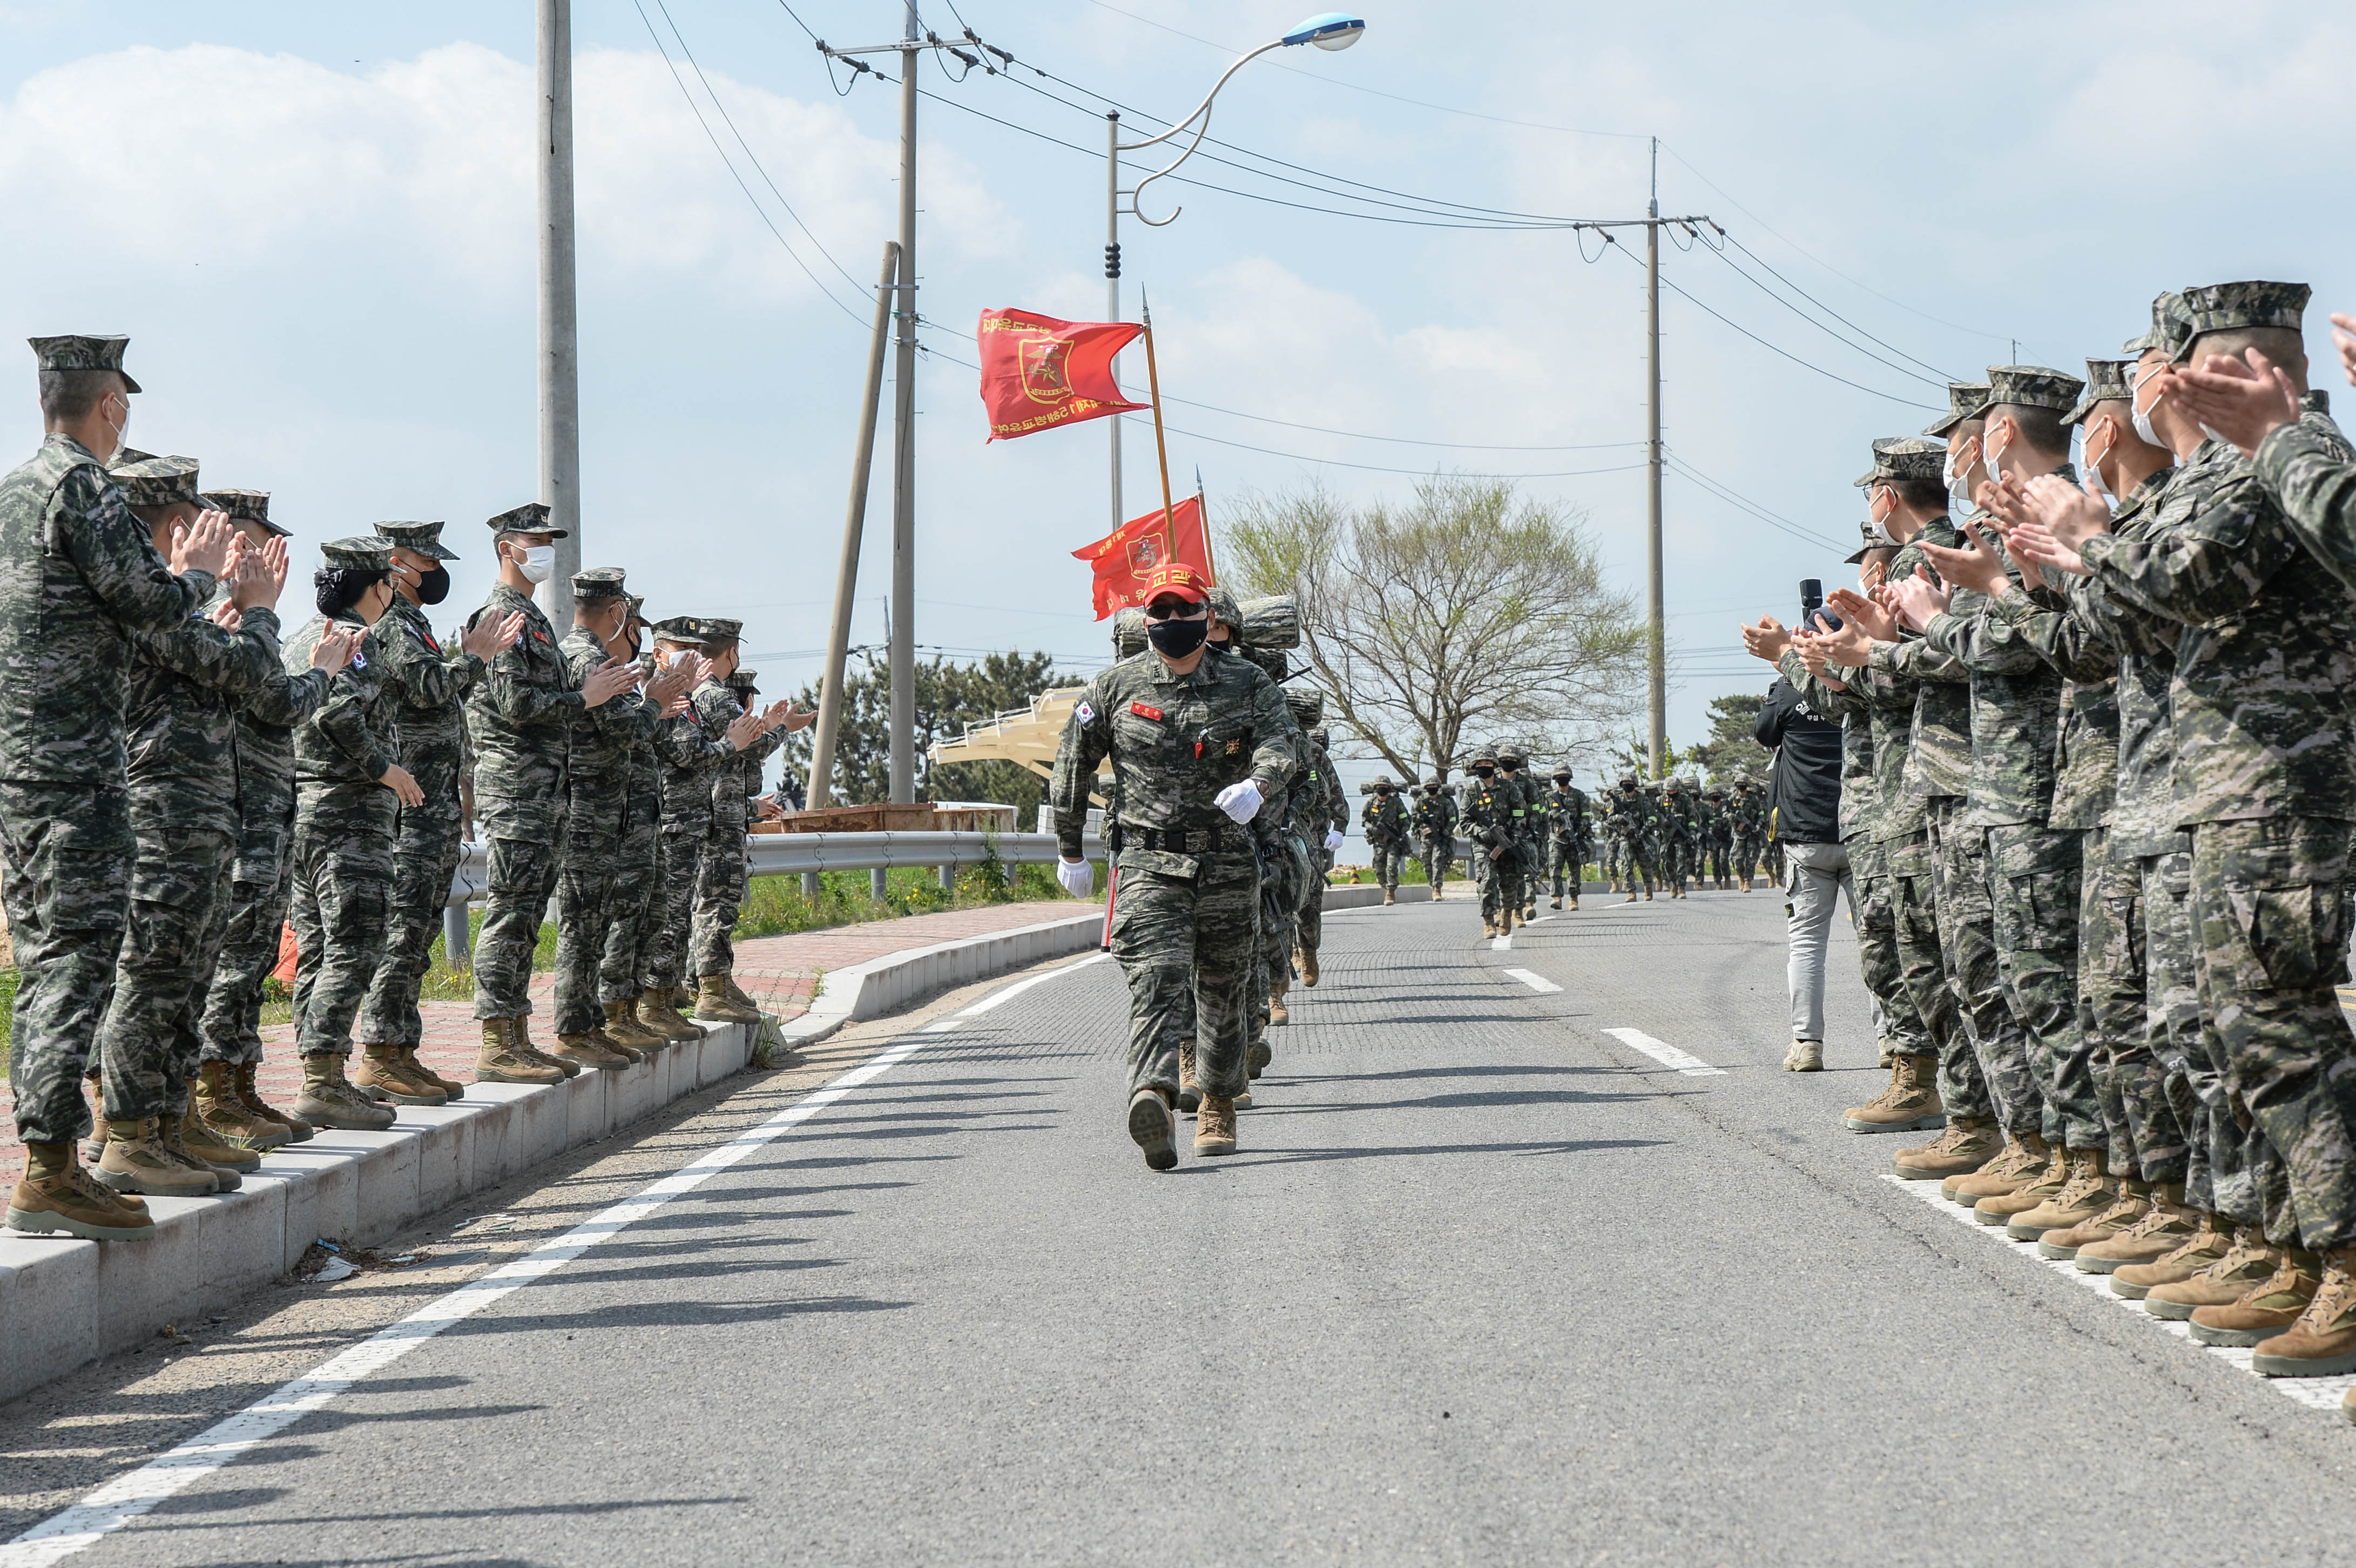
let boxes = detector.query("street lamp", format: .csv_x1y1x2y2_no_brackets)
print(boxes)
1102,12,1367,527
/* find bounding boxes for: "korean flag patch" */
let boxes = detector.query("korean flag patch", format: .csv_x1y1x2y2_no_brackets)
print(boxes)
1075,700,1095,726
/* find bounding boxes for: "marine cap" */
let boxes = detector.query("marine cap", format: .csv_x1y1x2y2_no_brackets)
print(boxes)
201,489,289,538
1845,519,1886,566
625,592,646,622
2064,360,2136,425
1854,435,1946,489
571,566,629,601
320,536,394,573
1984,364,2085,416
487,501,568,539
648,616,706,647
375,521,458,560
724,668,758,693
1206,584,1241,631
30,334,139,393
2123,291,2189,359
2173,280,2310,364
690,616,743,642
109,454,202,510
1137,562,1209,607
1923,382,1988,437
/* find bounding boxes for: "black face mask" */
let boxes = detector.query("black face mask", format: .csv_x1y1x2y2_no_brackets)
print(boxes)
415,564,451,605
1146,616,1209,658
1474,767,1495,780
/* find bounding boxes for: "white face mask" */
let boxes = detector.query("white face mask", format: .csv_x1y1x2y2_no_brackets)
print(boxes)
2130,362,2164,448
515,544,556,584
100,394,129,462
1946,436,1980,505
1981,424,2009,485
2080,420,2115,508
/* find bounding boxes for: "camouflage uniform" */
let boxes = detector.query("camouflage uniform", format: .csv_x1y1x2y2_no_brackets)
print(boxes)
640,625,739,995
1413,777,1457,896
554,570,661,1036
1603,777,1660,896
1049,642,1297,1103
0,371,218,1144
604,597,668,1007
1545,776,1589,904
687,656,786,986
1290,716,1346,962
1460,754,1529,924
1360,781,1410,891
354,522,483,1051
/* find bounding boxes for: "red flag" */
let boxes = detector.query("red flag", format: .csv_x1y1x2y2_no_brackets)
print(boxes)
1072,496,1214,620
977,309,1145,441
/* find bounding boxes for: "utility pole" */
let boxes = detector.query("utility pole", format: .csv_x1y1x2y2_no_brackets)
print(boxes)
886,3,920,806
1105,111,1123,530
536,0,580,625
1644,138,1665,781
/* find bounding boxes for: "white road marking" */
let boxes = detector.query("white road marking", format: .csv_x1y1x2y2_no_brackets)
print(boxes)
1601,1027,1725,1077
0,956,1108,1568
1490,935,1512,951
955,951,1110,1017
1503,968,1562,994
1879,1174,2353,1417
921,1019,963,1033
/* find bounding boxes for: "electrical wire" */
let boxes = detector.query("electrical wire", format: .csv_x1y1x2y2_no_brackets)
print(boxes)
1663,451,1850,554
1113,416,1653,481
1699,238,1955,389
1711,229,1962,384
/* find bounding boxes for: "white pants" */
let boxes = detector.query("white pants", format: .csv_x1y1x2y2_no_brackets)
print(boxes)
1783,839,1857,1044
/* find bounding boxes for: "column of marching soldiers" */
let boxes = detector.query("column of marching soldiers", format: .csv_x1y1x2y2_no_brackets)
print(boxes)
4,333,812,1245
1734,279,2356,1407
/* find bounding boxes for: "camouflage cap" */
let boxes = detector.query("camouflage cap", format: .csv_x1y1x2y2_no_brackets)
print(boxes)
320,536,394,573
1853,435,1946,488
374,521,458,560
690,616,744,642
1496,744,1526,766
2064,360,2136,425
2173,280,2310,364
1551,766,1571,780
571,566,628,601
1372,774,1394,788
1282,685,1325,726
1426,774,1444,789
1845,518,1884,566
1617,773,1638,788
487,501,568,539
1984,364,2085,416
2122,291,2189,359
30,334,139,393
201,488,289,538
1206,584,1241,631
1923,382,1988,437
724,668,758,692
109,454,201,509
1469,744,1498,764
648,616,706,646
625,592,646,621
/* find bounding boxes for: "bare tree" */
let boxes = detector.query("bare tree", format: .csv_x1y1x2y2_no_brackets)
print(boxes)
1221,475,1645,778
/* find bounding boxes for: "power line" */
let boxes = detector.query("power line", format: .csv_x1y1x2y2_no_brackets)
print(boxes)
1662,451,1849,554
1697,235,1955,389
1116,416,1653,481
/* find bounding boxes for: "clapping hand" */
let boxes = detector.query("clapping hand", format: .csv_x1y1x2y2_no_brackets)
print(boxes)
580,658,636,709
1886,570,1950,632
311,626,358,673
2171,350,2302,458
2004,474,2112,578
1918,520,2011,600
1740,614,1792,664
169,509,240,580
463,610,525,660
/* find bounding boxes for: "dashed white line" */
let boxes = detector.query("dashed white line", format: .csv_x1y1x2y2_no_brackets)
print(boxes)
1503,968,1562,994
1601,1026,1725,1077
1490,935,1512,951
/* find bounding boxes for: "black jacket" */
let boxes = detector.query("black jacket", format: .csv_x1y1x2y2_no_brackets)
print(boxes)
1753,677,1842,845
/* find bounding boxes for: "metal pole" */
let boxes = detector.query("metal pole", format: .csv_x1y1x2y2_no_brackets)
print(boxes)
1644,143,1665,781
887,6,919,806
1106,111,1123,531
809,241,900,811
536,0,580,625
442,904,471,967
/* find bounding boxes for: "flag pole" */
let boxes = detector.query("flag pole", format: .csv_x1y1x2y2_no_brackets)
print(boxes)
1139,297,1179,542
1194,465,1217,583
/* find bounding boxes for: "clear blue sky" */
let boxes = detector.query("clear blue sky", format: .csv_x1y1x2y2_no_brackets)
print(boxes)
4,0,2350,799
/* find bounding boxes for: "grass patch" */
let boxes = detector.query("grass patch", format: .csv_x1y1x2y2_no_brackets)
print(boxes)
732,859,1066,941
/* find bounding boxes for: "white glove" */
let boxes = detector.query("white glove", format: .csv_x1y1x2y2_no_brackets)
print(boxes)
1214,779,1264,824
1056,857,1095,898
1324,829,1344,851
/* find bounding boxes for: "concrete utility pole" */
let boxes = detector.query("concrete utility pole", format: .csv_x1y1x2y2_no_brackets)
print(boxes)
536,0,580,625
1105,111,1123,530
1644,138,1665,781
887,2,919,805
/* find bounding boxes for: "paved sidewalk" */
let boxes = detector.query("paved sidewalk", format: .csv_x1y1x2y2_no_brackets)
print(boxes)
0,898,1084,1193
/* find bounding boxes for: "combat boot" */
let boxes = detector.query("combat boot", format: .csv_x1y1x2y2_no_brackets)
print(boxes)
2190,1249,2320,1347
235,1062,313,1144
2111,1212,2231,1299
1269,978,1290,1027
475,1017,564,1086
1247,1033,1272,1079
294,1053,398,1130
2252,1246,2356,1377
552,1031,631,1073
2006,1147,2116,1242
195,1059,287,1151
510,1014,579,1077
1842,1054,1942,1133
1128,1086,1177,1172
2144,1227,2279,1320
1972,1143,2070,1227
721,974,762,1012
639,987,704,1043
1550,896,1563,910
1893,1117,2002,1181
1783,1039,1824,1072
1943,1133,2049,1207
1194,1093,1239,1157
2075,1184,2195,1274
693,975,761,1028
1622,890,1637,905
1177,1039,1201,1114
97,1118,218,1196
1565,892,1578,911
1483,917,1499,937
604,998,666,1053
586,1021,644,1066
2036,1177,2152,1260
7,1141,154,1241
355,1044,449,1106
174,1103,256,1178
1643,886,1653,901
1498,906,1516,937
1382,887,1395,905
1298,947,1320,988
403,1046,465,1100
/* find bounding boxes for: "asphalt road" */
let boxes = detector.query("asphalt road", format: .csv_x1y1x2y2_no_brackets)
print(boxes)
12,885,2356,1567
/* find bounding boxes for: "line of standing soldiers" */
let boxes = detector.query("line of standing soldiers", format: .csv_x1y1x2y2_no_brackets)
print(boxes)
1595,774,1773,901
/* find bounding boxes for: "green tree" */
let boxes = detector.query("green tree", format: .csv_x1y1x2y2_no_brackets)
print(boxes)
780,651,1068,821
1692,693,1771,783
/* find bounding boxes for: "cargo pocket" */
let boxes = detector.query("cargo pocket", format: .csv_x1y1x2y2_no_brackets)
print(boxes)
2229,882,2349,992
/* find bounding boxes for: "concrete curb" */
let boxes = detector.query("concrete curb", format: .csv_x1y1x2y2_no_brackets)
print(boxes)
777,909,1107,1049
1320,884,1435,909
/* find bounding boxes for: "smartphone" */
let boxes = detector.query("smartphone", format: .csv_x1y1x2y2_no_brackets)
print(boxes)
1799,578,1845,634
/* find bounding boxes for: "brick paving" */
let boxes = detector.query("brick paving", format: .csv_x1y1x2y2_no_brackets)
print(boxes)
0,898,1084,1192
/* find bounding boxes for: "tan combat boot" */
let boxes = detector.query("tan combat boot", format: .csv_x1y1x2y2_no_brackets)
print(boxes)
693,975,762,1028
195,1059,286,1151
1483,917,1498,937
586,1020,644,1066
1566,892,1579,911
97,1118,218,1196
2252,1246,2356,1377
2078,1185,2198,1275
1842,1055,1942,1134
355,1044,449,1106
638,988,703,1043
235,1062,314,1144
2111,1212,2231,1299
1973,1142,2070,1227
175,1104,256,1182
510,1015,579,1078
1943,1133,2048,1207
1298,947,1320,988
605,998,667,1053
475,1017,565,1086
1499,905,1516,937
2007,1147,2116,1242
1893,1118,2002,1181
295,1053,397,1130
552,1031,631,1073
1128,1086,1177,1171
403,1046,465,1100
1622,890,1637,905
2191,1249,2321,1347
721,975,762,1012
2144,1227,2280,1320
1246,1033,1272,1079
1269,978,1290,1028
1643,885,1654,901
2030,1169,2146,1258
1382,887,1395,905
1177,1039,1201,1113
1194,1094,1239,1157
6,1141,155,1241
